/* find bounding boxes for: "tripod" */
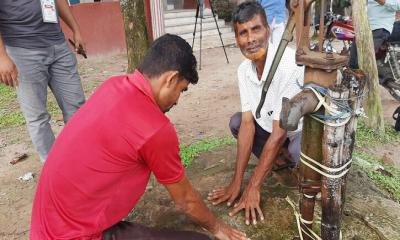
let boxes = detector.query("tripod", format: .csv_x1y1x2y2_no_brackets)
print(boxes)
191,0,229,70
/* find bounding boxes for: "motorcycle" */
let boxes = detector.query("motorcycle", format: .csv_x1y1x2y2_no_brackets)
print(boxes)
314,11,400,106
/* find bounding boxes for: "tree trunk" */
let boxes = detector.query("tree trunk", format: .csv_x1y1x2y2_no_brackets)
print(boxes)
352,0,385,134
321,84,349,240
120,0,151,73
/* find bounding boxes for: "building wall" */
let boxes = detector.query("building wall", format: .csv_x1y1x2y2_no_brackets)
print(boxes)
61,2,126,56
183,0,210,9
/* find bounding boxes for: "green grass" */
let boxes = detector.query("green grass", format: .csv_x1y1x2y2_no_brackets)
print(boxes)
356,120,400,147
0,80,103,129
353,151,400,202
0,84,24,128
180,137,236,167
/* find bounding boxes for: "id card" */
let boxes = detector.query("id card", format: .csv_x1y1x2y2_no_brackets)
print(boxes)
40,0,58,23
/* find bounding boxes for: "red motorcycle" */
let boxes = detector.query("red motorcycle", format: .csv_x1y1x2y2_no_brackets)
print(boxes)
315,11,400,103
314,11,400,130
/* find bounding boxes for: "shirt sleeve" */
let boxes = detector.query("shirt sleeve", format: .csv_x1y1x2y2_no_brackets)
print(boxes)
238,67,252,112
272,68,304,121
139,123,185,185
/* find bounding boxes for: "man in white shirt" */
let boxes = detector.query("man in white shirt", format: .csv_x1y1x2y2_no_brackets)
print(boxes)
208,1,304,226
349,0,400,69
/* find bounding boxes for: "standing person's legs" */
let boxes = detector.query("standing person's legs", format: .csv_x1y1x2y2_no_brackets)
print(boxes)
6,46,54,162
372,28,390,52
349,28,391,70
48,42,85,123
103,221,211,240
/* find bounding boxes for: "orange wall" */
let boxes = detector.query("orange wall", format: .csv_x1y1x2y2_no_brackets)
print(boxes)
61,2,127,56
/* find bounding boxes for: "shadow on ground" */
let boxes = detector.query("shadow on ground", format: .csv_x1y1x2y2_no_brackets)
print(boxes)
129,145,399,240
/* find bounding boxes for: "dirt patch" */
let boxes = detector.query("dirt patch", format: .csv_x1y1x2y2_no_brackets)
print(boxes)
130,145,398,240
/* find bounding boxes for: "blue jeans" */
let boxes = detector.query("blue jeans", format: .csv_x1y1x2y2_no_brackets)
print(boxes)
6,41,85,162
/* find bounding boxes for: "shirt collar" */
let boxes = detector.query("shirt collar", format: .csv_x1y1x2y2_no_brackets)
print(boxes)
128,70,157,105
247,42,277,85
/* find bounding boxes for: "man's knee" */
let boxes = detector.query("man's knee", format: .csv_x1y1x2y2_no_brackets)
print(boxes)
229,112,242,138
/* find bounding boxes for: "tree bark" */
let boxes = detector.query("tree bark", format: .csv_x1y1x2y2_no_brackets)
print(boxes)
352,0,385,134
321,84,349,240
120,0,151,73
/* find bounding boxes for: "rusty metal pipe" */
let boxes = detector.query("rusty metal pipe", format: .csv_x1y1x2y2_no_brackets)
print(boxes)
279,89,319,131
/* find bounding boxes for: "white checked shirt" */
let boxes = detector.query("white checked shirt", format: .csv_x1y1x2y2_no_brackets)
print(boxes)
237,43,304,139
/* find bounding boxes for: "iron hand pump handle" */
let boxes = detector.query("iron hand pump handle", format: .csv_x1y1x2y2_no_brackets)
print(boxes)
255,15,296,119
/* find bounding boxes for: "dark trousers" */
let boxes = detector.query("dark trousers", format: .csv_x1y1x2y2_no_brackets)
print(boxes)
103,221,211,240
349,28,391,69
229,112,301,164
388,21,400,42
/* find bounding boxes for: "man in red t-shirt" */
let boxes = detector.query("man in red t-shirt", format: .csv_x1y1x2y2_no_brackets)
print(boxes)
30,34,248,240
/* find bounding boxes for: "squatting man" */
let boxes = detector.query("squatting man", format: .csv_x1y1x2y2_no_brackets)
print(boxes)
208,1,304,226
30,34,249,240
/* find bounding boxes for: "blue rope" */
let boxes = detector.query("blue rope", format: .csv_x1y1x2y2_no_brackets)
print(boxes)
303,83,353,120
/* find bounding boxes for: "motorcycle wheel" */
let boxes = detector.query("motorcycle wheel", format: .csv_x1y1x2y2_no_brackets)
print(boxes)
384,79,400,102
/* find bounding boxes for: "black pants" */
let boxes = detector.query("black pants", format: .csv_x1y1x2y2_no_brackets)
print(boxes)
349,28,390,69
388,21,400,42
103,221,211,240
229,112,301,164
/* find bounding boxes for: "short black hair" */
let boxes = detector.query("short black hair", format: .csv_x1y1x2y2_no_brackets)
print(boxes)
232,1,268,34
138,34,198,84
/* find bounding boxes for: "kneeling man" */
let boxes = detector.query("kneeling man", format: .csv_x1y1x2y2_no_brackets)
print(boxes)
208,1,304,226
30,34,248,240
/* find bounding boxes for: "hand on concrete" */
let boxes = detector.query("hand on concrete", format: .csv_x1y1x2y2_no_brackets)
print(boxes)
0,53,18,87
213,220,250,240
207,180,241,207
228,185,264,226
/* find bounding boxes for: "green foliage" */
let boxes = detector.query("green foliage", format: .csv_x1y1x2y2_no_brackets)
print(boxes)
180,137,235,167
211,0,234,22
354,151,400,202
356,120,400,147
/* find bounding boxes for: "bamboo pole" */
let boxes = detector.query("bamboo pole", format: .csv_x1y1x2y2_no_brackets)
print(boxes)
321,84,349,240
340,69,366,215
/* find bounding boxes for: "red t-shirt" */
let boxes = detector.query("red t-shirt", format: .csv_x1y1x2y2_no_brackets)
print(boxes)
30,70,185,239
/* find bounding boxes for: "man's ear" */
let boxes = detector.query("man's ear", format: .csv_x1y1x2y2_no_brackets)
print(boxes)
165,71,180,88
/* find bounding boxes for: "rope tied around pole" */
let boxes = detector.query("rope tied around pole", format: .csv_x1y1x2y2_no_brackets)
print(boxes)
286,196,343,240
286,196,323,240
302,83,364,127
300,152,352,179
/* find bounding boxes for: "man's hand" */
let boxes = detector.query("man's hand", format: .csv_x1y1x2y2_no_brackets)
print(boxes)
228,184,264,226
0,53,18,87
165,176,248,239
212,220,250,240
72,31,86,53
207,179,241,207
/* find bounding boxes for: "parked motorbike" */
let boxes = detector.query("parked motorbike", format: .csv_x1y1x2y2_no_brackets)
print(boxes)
314,11,400,106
